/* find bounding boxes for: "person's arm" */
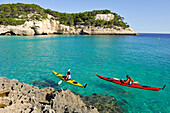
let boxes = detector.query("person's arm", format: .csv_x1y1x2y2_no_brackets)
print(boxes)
131,78,134,82
65,75,68,80
124,80,128,83
64,74,68,80
124,79,129,83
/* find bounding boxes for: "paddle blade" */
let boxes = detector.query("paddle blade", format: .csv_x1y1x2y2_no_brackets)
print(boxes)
114,78,120,80
134,82,139,84
58,80,62,85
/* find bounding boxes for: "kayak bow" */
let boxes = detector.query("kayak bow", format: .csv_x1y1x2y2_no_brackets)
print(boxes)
96,74,166,91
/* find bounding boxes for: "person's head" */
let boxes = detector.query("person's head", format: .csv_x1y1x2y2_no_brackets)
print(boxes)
67,71,71,75
67,69,71,75
126,75,130,78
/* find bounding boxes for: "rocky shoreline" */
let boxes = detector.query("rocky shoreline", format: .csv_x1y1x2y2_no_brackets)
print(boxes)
0,16,138,36
0,77,126,113
0,77,98,113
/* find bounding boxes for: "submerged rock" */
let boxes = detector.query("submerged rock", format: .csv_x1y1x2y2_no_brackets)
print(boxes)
75,93,127,113
33,79,59,89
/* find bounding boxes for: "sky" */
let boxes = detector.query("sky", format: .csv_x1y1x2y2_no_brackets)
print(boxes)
0,0,170,33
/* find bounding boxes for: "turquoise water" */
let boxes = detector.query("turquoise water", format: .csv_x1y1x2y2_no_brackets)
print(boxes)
0,34,170,112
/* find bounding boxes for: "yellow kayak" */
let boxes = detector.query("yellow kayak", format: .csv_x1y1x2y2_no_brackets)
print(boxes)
52,70,87,88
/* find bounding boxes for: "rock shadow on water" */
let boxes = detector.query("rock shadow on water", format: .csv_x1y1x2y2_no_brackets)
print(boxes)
74,92,127,113
33,78,60,89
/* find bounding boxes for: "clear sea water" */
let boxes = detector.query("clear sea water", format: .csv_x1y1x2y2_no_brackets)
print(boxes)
0,33,169,113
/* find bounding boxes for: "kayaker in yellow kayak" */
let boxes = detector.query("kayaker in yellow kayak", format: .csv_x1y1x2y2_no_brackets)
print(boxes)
64,69,71,81
121,75,134,85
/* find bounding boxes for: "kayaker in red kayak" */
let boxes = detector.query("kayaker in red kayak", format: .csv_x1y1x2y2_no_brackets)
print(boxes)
121,75,134,85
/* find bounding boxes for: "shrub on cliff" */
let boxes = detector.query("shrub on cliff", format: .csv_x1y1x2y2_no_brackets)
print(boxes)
0,18,25,25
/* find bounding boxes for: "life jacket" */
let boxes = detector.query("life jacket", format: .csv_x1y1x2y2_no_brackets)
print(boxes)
67,74,71,79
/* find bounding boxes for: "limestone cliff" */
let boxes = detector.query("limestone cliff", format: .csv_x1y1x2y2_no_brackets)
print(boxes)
0,18,137,36
0,3,138,36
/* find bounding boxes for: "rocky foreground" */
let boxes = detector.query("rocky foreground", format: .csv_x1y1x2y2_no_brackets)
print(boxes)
0,77,98,113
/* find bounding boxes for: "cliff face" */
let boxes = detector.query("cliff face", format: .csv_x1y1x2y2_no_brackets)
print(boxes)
0,15,137,36
0,77,98,113
0,19,78,36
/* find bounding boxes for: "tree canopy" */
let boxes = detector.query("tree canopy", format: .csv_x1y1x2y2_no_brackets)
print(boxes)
0,3,129,28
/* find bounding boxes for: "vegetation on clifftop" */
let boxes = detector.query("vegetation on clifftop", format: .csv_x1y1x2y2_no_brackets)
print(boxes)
0,3,129,28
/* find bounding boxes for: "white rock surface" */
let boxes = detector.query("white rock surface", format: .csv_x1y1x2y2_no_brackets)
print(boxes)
96,14,114,21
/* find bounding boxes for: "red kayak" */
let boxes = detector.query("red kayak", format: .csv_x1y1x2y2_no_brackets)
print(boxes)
96,74,166,91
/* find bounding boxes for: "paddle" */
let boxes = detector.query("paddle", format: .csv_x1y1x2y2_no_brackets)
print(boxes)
114,78,120,80
134,82,139,84
114,78,139,84
84,84,87,88
58,80,62,85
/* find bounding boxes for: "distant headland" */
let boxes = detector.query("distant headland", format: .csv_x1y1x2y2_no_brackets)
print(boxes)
0,3,138,36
